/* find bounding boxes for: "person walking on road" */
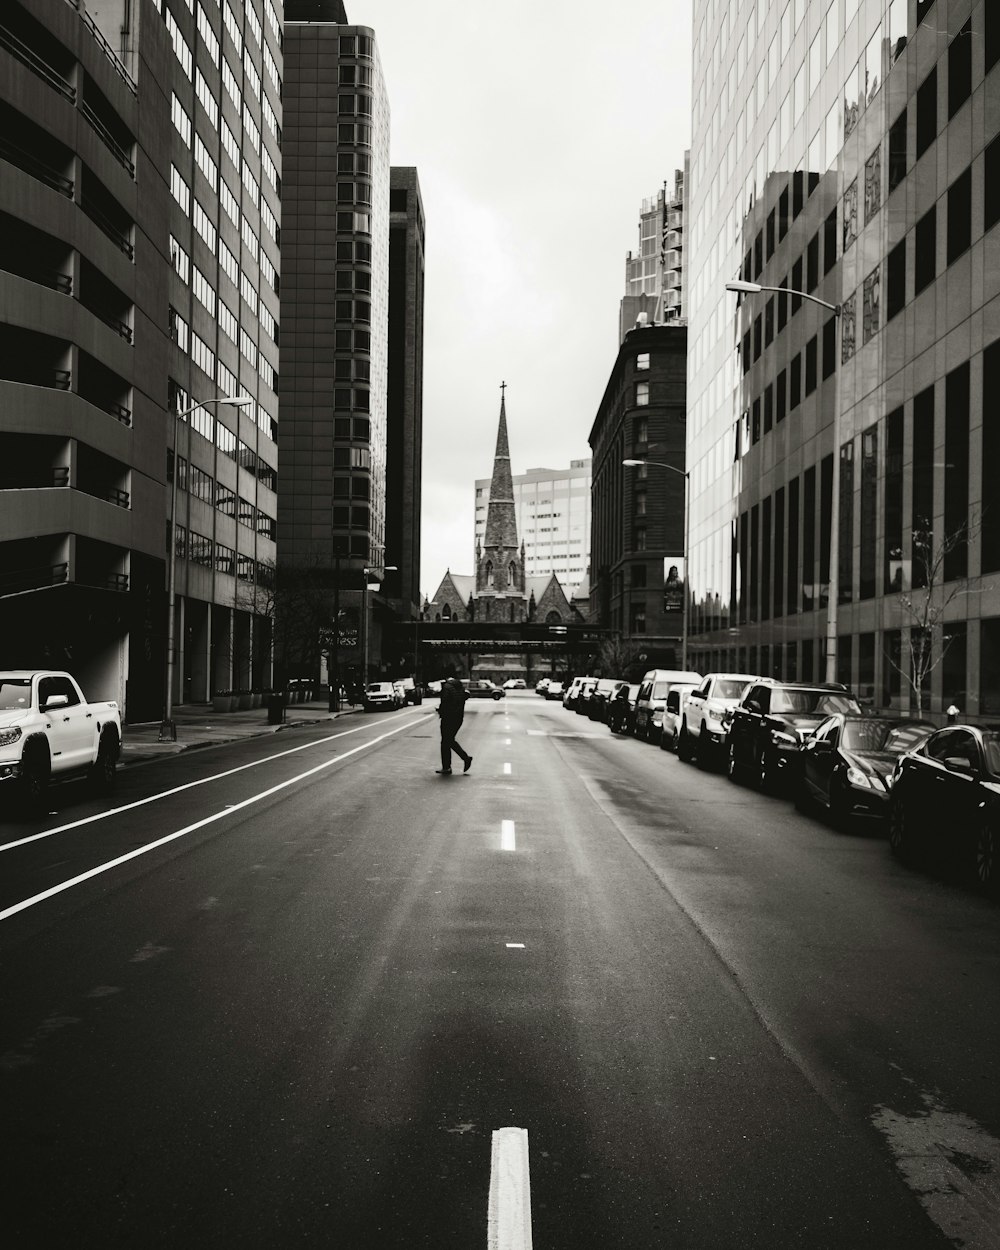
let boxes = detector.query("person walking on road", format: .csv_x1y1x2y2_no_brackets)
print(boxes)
436,677,472,775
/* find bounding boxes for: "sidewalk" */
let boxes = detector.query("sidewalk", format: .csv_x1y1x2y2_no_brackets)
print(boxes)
121,699,361,766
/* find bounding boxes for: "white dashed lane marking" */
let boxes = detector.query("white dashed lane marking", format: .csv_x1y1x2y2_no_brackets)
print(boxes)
503,763,512,775
501,820,516,852
488,1127,533,1249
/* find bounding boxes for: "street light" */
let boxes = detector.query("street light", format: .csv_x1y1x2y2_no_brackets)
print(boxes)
362,563,397,685
159,395,252,742
725,280,843,683
623,457,690,671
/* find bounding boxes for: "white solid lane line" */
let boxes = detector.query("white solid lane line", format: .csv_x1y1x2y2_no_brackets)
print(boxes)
0,717,419,922
501,820,516,851
488,1127,533,1250
0,709,429,854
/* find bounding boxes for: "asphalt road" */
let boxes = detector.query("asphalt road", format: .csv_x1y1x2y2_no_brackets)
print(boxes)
2,693,998,1248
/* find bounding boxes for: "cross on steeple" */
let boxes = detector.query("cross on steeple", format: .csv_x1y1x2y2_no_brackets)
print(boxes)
500,380,506,400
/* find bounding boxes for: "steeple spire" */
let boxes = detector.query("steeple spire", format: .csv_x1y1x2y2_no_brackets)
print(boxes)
483,384,517,552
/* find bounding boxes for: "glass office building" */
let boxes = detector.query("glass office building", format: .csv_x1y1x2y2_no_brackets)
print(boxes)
686,0,1000,716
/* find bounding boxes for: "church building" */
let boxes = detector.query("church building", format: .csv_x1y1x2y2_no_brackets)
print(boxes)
426,388,582,633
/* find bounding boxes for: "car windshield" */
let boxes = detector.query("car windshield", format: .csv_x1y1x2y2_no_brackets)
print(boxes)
0,678,31,710
771,689,859,715
983,731,1000,775
367,683,391,692
841,720,932,753
714,679,749,699
596,680,617,694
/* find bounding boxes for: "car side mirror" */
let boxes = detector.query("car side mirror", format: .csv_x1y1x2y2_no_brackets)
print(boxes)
943,756,977,778
42,694,70,710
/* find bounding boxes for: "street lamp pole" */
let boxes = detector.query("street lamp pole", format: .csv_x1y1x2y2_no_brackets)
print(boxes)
160,395,252,742
725,281,842,683
623,458,690,671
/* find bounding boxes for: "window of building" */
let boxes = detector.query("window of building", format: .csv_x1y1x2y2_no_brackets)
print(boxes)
765,297,774,347
805,336,818,395
947,166,972,263
914,204,936,294
776,369,787,422
791,257,803,311
864,144,881,225
862,267,880,344
764,383,774,434
912,386,934,586
987,136,1000,233
790,354,801,409
944,361,970,581
886,238,906,320
630,604,646,634
807,233,819,291
823,209,837,274
822,318,836,380
916,68,937,159
983,338,1000,573
636,351,649,370
888,111,907,194
948,20,972,118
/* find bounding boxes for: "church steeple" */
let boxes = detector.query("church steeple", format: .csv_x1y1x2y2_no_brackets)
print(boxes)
477,383,524,603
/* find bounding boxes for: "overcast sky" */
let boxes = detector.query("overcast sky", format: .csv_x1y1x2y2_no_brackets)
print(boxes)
353,1,693,601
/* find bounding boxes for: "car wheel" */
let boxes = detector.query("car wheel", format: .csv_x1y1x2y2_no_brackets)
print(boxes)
658,727,671,752
677,723,692,762
888,797,912,861
20,741,50,815
974,821,999,893
726,740,743,784
90,730,119,796
696,724,713,769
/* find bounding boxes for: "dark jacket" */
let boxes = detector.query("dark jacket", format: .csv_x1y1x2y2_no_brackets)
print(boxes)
438,680,467,727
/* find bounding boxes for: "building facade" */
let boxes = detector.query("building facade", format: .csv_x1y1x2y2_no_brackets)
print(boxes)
279,4,396,682
473,459,591,594
0,0,279,720
619,157,689,343
384,166,425,628
589,323,687,658
686,0,1000,718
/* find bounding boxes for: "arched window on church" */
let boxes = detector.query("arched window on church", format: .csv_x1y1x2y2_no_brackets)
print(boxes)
485,561,494,589
508,562,515,587
546,610,562,625
442,604,451,620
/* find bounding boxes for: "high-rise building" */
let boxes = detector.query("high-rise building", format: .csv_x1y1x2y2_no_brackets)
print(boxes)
589,324,687,654
384,166,425,625
619,156,689,343
686,0,1000,717
0,0,281,719
474,460,592,593
279,3,395,681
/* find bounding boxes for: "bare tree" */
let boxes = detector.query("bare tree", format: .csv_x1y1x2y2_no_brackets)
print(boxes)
888,518,977,714
598,634,642,680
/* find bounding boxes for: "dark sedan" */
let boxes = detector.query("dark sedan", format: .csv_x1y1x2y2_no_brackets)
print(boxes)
797,716,935,825
889,724,1000,891
588,679,627,722
727,680,861,793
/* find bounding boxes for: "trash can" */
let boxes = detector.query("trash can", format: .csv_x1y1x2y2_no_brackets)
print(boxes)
266,693,286,725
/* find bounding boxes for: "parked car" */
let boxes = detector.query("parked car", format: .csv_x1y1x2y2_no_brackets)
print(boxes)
503,678,527,690
535,677,551,694
658,684,700,752
726,680,861,793
363,681,404,711
607,683,640,735
544,680,565,701
588,678,626,722
678,673,761,764
467,679,504,700
574,677,600,715
634,670,703,742
563,677,590,710
796,716,935,824
0,669,122,809
889,724,1000,891
393,677,423,705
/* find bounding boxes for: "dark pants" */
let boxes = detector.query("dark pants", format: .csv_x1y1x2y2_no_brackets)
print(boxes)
440,721,470,770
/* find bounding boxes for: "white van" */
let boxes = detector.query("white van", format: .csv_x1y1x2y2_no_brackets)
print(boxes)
633,669,703,742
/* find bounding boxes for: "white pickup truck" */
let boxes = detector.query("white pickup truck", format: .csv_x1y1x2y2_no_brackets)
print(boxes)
677,672,760,766
0,670,122,808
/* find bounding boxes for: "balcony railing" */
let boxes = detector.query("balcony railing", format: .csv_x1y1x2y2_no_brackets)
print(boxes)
0,22,76,101
80,100,135,177
106,486,130,508
80,199,134,258
0,561,68,597
63,0,136,95
86,303,133,341
101,399,131,425
0,134,74,197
